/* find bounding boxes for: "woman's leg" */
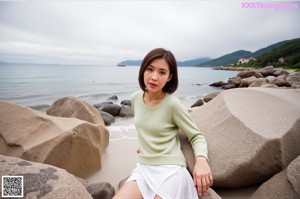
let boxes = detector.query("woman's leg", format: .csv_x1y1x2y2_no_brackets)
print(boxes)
113,180,143,199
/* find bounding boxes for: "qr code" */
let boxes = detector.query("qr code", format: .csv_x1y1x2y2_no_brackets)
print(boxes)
1,176,23,198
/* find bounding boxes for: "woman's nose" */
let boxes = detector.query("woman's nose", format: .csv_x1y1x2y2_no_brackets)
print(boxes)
151,72,158,80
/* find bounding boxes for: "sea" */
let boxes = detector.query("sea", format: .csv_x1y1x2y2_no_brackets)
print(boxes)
0,64,238,108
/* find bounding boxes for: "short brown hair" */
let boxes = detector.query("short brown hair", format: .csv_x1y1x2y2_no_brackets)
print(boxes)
138,48,178,94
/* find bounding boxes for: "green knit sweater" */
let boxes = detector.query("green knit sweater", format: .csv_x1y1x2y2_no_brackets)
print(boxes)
131,90,208,167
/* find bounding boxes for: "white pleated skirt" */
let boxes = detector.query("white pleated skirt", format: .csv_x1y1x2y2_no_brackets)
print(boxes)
126,163,198,199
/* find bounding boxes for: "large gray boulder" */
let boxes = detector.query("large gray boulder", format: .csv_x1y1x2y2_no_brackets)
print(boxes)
46,96,105,125
101,104,121,116
273,75,287,87
0,155,92,199
0,101,109,178
100,111,115,125
239,76,257,87
181,88,300,188
286,72,300,87
249,78,268,87
250,155,300,199
191,99,204,108
260,65,274,76
203,92,220,103
119,105,134,117
227,77,242,86
273,68,289,76
236,70,262,79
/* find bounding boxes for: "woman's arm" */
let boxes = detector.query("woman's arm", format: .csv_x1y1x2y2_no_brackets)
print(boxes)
193,156,213,196
172,99,213,196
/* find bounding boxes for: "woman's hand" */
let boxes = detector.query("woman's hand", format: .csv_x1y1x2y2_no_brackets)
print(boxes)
193,156,213,196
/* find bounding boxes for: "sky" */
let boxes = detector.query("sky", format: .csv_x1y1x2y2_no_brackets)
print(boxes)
0,1,299,65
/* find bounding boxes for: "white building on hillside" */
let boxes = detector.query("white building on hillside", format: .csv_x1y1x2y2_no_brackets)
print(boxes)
237,57,256,65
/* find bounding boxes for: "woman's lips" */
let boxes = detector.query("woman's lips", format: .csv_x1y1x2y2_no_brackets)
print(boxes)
149,83,157,88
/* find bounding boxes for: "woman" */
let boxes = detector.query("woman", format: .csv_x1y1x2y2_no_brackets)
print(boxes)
114,48,213,199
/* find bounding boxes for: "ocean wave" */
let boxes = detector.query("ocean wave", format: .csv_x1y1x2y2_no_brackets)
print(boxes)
108,124,136,133
77,93,109,99
4,94,44,100
76,91,132,100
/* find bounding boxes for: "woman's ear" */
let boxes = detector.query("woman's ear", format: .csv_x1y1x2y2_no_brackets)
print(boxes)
167,74,173,82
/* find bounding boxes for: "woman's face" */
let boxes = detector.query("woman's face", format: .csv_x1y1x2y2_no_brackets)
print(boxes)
143,58,172,93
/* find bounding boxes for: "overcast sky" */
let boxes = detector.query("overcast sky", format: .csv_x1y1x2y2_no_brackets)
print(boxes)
0,1,299,65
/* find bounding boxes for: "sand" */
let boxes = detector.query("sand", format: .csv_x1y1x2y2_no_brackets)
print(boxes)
87,117,138,190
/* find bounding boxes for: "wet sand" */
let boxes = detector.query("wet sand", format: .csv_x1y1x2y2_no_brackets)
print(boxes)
87,117,139,190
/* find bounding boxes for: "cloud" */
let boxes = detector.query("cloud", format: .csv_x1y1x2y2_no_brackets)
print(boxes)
0,1,299,65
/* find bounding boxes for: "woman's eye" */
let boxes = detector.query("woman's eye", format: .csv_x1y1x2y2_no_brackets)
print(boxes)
147,67,153,72
160,71,166,75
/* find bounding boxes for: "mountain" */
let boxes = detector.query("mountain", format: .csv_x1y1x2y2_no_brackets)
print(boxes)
197,50,252,67
198,38,299,67
117,57,211,67
253,38,300,68
177,57,211,66
251,39,299,58
117,60,142,66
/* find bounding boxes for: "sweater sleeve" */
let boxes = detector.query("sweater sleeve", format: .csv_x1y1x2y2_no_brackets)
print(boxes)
172,99,208,160
130,90,140,116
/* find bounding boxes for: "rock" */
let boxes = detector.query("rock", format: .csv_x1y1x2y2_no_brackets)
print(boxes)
260,66,274,76
292,82,300,89
99,111,115,125
107,95,118,101
287,156,300,196
260,83,278,88
249,78,267,87
227,77,242,85
250,156,300,199
236,70,262,79
0,155,92,199
102,104,121,116
209,81,227,87
273,68,289,76
46,96,105,125
119,105,134,117
203,92,220,103
273,76,286,87
181,88,300,188
222,83,236,89
121,100,132,106
201,188,222,199
86,182,115,199
191,99,204,108
0,101,109,178
94,101,113,109
240,76,257,87
286,72,300,87
266,75,276,83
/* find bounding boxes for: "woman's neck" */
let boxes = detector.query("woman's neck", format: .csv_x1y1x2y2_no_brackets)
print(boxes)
143,90,166,106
